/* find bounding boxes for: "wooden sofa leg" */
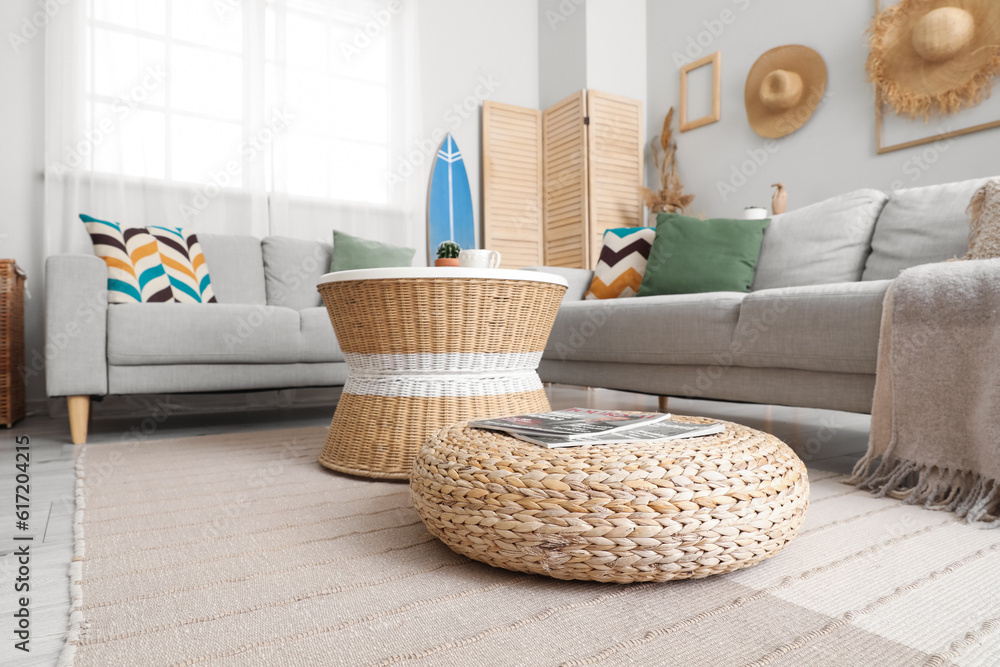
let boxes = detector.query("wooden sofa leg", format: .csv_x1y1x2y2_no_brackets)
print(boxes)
658,396,669,412
68,396,90,445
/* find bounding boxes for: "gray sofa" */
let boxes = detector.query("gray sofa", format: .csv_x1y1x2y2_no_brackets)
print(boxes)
46,236,348,443
530,176,992,415
44,176,988,444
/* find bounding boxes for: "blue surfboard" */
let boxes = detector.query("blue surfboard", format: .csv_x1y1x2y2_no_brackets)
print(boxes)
427,134,476,262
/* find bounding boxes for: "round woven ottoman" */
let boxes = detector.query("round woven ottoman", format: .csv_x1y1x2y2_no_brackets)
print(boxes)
316,268,567,480
410,418,809,583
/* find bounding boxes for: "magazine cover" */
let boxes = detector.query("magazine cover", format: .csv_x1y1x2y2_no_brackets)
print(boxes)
468,408,670,439
511,420,725,448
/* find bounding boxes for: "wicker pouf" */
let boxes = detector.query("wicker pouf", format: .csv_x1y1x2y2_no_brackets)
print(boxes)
316,268,567,480
410,418,809,583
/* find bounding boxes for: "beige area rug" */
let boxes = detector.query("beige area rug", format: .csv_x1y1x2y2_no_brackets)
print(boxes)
60,427,1000,667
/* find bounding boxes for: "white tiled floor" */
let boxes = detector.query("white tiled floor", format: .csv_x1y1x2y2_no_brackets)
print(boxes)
0,385,870,666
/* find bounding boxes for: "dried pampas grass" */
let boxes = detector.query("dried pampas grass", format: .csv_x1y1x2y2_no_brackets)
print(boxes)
641,108,695,216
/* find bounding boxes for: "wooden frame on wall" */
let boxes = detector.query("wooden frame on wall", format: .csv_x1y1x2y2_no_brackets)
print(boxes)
679,51,721,132
873,0,1000,154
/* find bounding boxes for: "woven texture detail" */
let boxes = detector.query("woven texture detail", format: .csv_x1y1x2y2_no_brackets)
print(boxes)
317,278,565,355
0,261,25,426
344,372,542,398
342,351,544,374
317,275,566,479
320,390,550,479
411,418,809,582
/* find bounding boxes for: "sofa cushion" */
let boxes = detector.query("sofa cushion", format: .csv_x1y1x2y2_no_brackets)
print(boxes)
262,236,333,310
543,292,746,365
638,214,769,296
524,266,594,303
732,280,892,374
330,230,415,272
198,234,267,305
862,177,990,280
108,303,301,365
147,226,218,303
584,227,655,299
752,189,889,290
79,214,175,304
299,307,344,363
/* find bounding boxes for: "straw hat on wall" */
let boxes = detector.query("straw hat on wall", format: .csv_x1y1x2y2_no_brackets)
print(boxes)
745,45,828,138
868,0,1000,118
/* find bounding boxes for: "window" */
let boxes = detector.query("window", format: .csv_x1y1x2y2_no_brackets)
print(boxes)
82,0,393,205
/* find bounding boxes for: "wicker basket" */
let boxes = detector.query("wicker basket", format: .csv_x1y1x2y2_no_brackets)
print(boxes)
316,272,566,479
0,260,26,428
411,418,809,583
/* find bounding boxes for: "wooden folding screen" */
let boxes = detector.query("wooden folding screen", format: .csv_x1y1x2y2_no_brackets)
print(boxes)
542,91,589,268
482,90,643,270
584,90,644,268
481,101,544,268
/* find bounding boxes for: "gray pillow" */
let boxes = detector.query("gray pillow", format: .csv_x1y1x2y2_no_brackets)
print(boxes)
862,177,991,281
261,236,333,310
751,189,889,291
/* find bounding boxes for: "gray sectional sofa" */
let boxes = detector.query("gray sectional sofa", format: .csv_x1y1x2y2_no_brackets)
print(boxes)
530,176,992,415
44,176,989,443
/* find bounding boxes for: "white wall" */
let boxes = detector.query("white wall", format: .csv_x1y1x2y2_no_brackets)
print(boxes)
538,0,588,109
1,0,46,404
645,0,1000,218
538,0,647,110
585,0,646,106
418,0,539,250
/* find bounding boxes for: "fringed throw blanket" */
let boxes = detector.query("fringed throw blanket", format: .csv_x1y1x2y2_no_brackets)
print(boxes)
849,257,1000,525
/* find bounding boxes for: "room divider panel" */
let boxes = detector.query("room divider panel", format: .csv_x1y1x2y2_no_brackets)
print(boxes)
483,90,644,270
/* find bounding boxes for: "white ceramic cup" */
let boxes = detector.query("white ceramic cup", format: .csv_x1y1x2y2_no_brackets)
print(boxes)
459,249,501,269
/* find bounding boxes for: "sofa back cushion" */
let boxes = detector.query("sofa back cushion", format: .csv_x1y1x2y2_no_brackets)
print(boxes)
198,234,267,305
862,177,990,281
262,236,333,310
751,189,888,291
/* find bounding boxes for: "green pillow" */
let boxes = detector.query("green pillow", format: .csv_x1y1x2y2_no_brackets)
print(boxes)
637,213,770,296
329,230,416,272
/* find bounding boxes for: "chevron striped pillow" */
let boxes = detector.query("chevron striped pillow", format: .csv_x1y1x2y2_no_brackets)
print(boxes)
147,226,218,303
585,227,656,300
81,215,175,303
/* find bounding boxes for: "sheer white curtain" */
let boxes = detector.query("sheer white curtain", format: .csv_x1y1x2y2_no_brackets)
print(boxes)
44,0,423,259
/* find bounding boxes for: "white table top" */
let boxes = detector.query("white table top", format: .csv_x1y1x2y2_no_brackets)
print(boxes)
318,267,569,287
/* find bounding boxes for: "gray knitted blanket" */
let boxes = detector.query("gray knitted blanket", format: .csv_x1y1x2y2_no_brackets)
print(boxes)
849,258,1000,525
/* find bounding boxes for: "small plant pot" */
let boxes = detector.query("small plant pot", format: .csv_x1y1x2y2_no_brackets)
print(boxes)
434,258,460,267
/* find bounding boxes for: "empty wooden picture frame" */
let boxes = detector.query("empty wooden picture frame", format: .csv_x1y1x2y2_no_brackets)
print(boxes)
680,51,721,132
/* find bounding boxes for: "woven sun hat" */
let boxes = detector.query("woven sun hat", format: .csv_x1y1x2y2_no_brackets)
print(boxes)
868,0,1000,118
745,45,828,138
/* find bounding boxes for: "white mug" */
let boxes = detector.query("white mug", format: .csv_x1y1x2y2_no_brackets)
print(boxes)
459,249,501,269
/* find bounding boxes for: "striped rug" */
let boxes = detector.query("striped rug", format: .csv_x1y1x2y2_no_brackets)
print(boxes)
61,427,1000,666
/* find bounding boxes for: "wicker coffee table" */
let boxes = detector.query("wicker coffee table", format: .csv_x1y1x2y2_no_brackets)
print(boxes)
410,418,809,583
316,267,568,479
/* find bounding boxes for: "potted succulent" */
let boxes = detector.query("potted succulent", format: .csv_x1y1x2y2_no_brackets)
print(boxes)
435,240,461,267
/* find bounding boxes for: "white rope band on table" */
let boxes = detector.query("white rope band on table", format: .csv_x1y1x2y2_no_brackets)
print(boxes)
344,371,543,398
343,351,544,374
